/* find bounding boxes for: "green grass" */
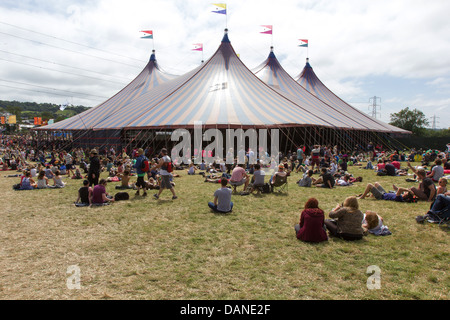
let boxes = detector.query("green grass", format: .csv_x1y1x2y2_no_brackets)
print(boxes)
0,162,448,300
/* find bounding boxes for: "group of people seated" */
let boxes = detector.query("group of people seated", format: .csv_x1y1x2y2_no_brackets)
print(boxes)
75,179,115,206
294,196,392,243
14,167,67,190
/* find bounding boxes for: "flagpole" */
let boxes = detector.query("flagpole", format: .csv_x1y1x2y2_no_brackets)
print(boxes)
272,26,274,47
226,8,228,28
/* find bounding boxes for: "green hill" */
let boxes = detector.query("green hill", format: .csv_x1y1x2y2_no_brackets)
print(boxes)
0,100,89,123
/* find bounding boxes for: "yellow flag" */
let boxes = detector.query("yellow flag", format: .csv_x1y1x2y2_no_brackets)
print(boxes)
212,3,227,14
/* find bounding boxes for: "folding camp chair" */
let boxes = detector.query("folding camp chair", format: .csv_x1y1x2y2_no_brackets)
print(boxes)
271,173,288,193
426,208,450,227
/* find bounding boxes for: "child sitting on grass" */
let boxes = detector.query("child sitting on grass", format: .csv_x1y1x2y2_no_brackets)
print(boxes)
362,211,391,236
436,177,447,195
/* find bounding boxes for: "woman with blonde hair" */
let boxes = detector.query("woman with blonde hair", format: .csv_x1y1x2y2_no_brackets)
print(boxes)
324,196,364,241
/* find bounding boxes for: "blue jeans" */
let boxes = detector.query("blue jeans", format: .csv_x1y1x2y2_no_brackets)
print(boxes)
429,194,450,214
208,202,233,213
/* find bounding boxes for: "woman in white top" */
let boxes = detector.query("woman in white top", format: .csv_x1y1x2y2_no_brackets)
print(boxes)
53,170,66,188
37,171,49,189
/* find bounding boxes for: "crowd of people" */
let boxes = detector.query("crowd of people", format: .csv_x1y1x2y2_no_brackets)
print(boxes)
1,134,449,241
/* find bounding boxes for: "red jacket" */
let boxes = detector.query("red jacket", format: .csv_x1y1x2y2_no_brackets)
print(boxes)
297,208,328,243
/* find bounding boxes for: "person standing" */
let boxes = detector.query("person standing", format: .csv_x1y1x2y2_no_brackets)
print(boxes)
295,145,305,173
310,145,321,172
88,149,101,187
153,148,177,200
133,148,148,196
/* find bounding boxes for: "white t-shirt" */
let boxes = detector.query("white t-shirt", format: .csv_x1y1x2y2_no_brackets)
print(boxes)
159,155,171,176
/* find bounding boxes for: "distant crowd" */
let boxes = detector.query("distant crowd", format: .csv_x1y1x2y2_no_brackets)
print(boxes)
2,133,450,242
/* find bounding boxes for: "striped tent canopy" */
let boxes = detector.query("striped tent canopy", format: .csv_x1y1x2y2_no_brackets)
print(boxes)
296,58,408,133
90,29,337,130
37,50,176,131
253,47,378,131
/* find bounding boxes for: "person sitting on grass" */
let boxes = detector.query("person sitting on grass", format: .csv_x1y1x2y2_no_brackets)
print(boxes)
406,164,436,202
187,163,197,175
358,182,415,202
36,170,49,189
427,158,444,183
19,171,36,190
297,169,314,187
53,170,66,188
71,167,83,180
324,196,364,241
75,180,92,207
294,197,328,243
362,211,391,236
91,179,114,205
44,165,54,180
436,177,447,195
115,170,134,189
313,167,335,189
208,177,233,213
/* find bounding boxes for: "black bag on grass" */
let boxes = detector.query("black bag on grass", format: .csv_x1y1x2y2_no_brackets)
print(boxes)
114,192,130,201
261,183,271,194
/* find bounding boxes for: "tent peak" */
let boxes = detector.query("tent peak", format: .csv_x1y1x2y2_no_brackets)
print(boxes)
268,46,276,59
305,57,311,68
222,28,230,43
150,49,156,62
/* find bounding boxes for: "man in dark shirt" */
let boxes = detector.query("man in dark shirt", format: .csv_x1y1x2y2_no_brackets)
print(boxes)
406,165,436,202
88,149,101,186
384,161,397,176
313,167,335,189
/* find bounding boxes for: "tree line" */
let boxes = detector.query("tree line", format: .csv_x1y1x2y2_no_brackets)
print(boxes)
0,100,89,123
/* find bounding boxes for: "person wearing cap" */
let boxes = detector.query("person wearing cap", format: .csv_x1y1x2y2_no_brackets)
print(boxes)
269,164,288,189
152,148,177,200
133,148,148,196
88,149,101,186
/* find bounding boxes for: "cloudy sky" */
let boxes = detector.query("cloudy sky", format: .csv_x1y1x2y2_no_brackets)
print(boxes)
1,0,449,128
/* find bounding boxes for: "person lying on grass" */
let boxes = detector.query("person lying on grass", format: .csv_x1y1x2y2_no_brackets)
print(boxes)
358,182,416,202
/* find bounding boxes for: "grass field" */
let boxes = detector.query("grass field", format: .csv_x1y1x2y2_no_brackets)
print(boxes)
0,163,448,300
